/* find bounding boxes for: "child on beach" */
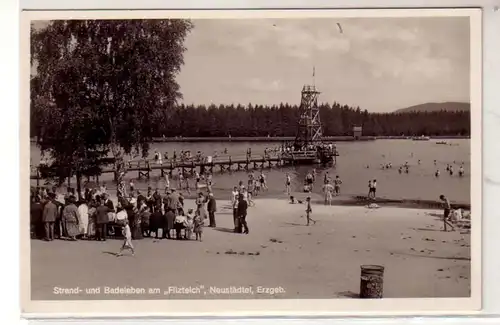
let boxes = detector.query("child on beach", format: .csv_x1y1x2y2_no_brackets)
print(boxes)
117,220,135,257
305,196,316,226
185,209,195,240
334,175,342,196
254,178,261,196
193,210,204,241
259,172,268,191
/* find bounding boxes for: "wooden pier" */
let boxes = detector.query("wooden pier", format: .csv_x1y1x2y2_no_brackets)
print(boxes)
30,151,339,182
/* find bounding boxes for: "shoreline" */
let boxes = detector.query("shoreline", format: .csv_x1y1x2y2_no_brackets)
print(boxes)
30,136,471,144
90,187,471,211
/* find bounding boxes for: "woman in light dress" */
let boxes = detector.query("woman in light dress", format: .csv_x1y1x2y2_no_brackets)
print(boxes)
77,199,89,238
62,196,81,240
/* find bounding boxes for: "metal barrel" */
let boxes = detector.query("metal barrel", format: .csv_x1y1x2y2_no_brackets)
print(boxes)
359,265,384,298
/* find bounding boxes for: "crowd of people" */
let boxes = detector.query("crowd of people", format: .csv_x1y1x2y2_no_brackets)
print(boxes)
29,184,220,243
29,172,261,245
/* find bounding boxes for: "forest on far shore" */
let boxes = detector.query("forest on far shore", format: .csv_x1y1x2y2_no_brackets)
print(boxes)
31,101,470,139
151,102,470,138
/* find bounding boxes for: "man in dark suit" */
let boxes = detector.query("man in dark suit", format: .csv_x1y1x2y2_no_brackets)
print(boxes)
30,195,44,239
152,188,162,213
137,190,146,209
237,194,249,234
42,193,58,241
96,200,111,241
103,193,115,212
207,193,217,227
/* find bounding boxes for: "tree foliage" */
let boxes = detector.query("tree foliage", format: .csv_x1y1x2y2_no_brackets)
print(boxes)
31,19,193,193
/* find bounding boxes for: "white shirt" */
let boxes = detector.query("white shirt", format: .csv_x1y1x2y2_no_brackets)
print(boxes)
373,182,377,188
231,191,239,208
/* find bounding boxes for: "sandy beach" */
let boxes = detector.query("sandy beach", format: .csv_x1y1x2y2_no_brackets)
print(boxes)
30,197,471,300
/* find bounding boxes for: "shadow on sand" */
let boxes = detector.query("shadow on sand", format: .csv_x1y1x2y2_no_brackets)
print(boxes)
398,253,470,261
213,227,236,234
283,222,308,227
336,291,360,299
102,251,119,257
413,227,443,232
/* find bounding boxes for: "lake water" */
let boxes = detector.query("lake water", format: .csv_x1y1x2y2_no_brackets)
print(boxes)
30,139,471,203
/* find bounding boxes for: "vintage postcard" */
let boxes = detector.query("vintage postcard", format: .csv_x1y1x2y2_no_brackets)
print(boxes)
20,8,482,317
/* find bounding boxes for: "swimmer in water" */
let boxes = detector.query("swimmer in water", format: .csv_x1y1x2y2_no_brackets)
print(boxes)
418,160,421,165
449,166,454,176
398,167,403,174
459,165,464,177
434,160,437,165
435,170,440,177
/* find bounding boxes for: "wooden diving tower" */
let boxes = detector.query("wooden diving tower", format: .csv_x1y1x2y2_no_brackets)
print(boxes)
290,84,338,165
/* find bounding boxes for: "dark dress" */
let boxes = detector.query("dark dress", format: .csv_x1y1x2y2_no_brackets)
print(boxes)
30,202,44,239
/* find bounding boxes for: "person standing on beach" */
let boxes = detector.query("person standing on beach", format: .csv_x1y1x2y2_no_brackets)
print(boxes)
184,171,191,194
77,199,89,239
193,209,204,241
368,180,373,198
116,219,135,257
129,180,135,194
324,172,330,185
178,169,184,190
259,172,268,191
164,173,170,194
42,193,58,241
100,182,107,195
254,177,261,196
247,179,255,204
237,194,249,234
206,173,213,193
323,180,334,205
103,193,114,212
305,172,314,191
231,186,240,232
285,173,292,196
62,195,80,240
195,171,201,190
207,193,217,227
371,179,377,198
334,175,342,196
439,195,455,232
305,196,316,226
95,200,111,241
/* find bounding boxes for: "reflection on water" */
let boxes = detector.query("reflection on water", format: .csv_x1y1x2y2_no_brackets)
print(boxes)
30,139,471,203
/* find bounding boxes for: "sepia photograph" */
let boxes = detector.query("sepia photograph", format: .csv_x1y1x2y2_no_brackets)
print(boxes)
21,9,481,315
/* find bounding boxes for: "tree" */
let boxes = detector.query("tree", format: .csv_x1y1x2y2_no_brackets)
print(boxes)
31,19,193,199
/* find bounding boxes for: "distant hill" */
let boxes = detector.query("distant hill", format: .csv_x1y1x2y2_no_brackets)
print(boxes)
394,102,470,114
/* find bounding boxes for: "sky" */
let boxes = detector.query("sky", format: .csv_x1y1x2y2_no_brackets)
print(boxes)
176,17,470,112
31,17,470,112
